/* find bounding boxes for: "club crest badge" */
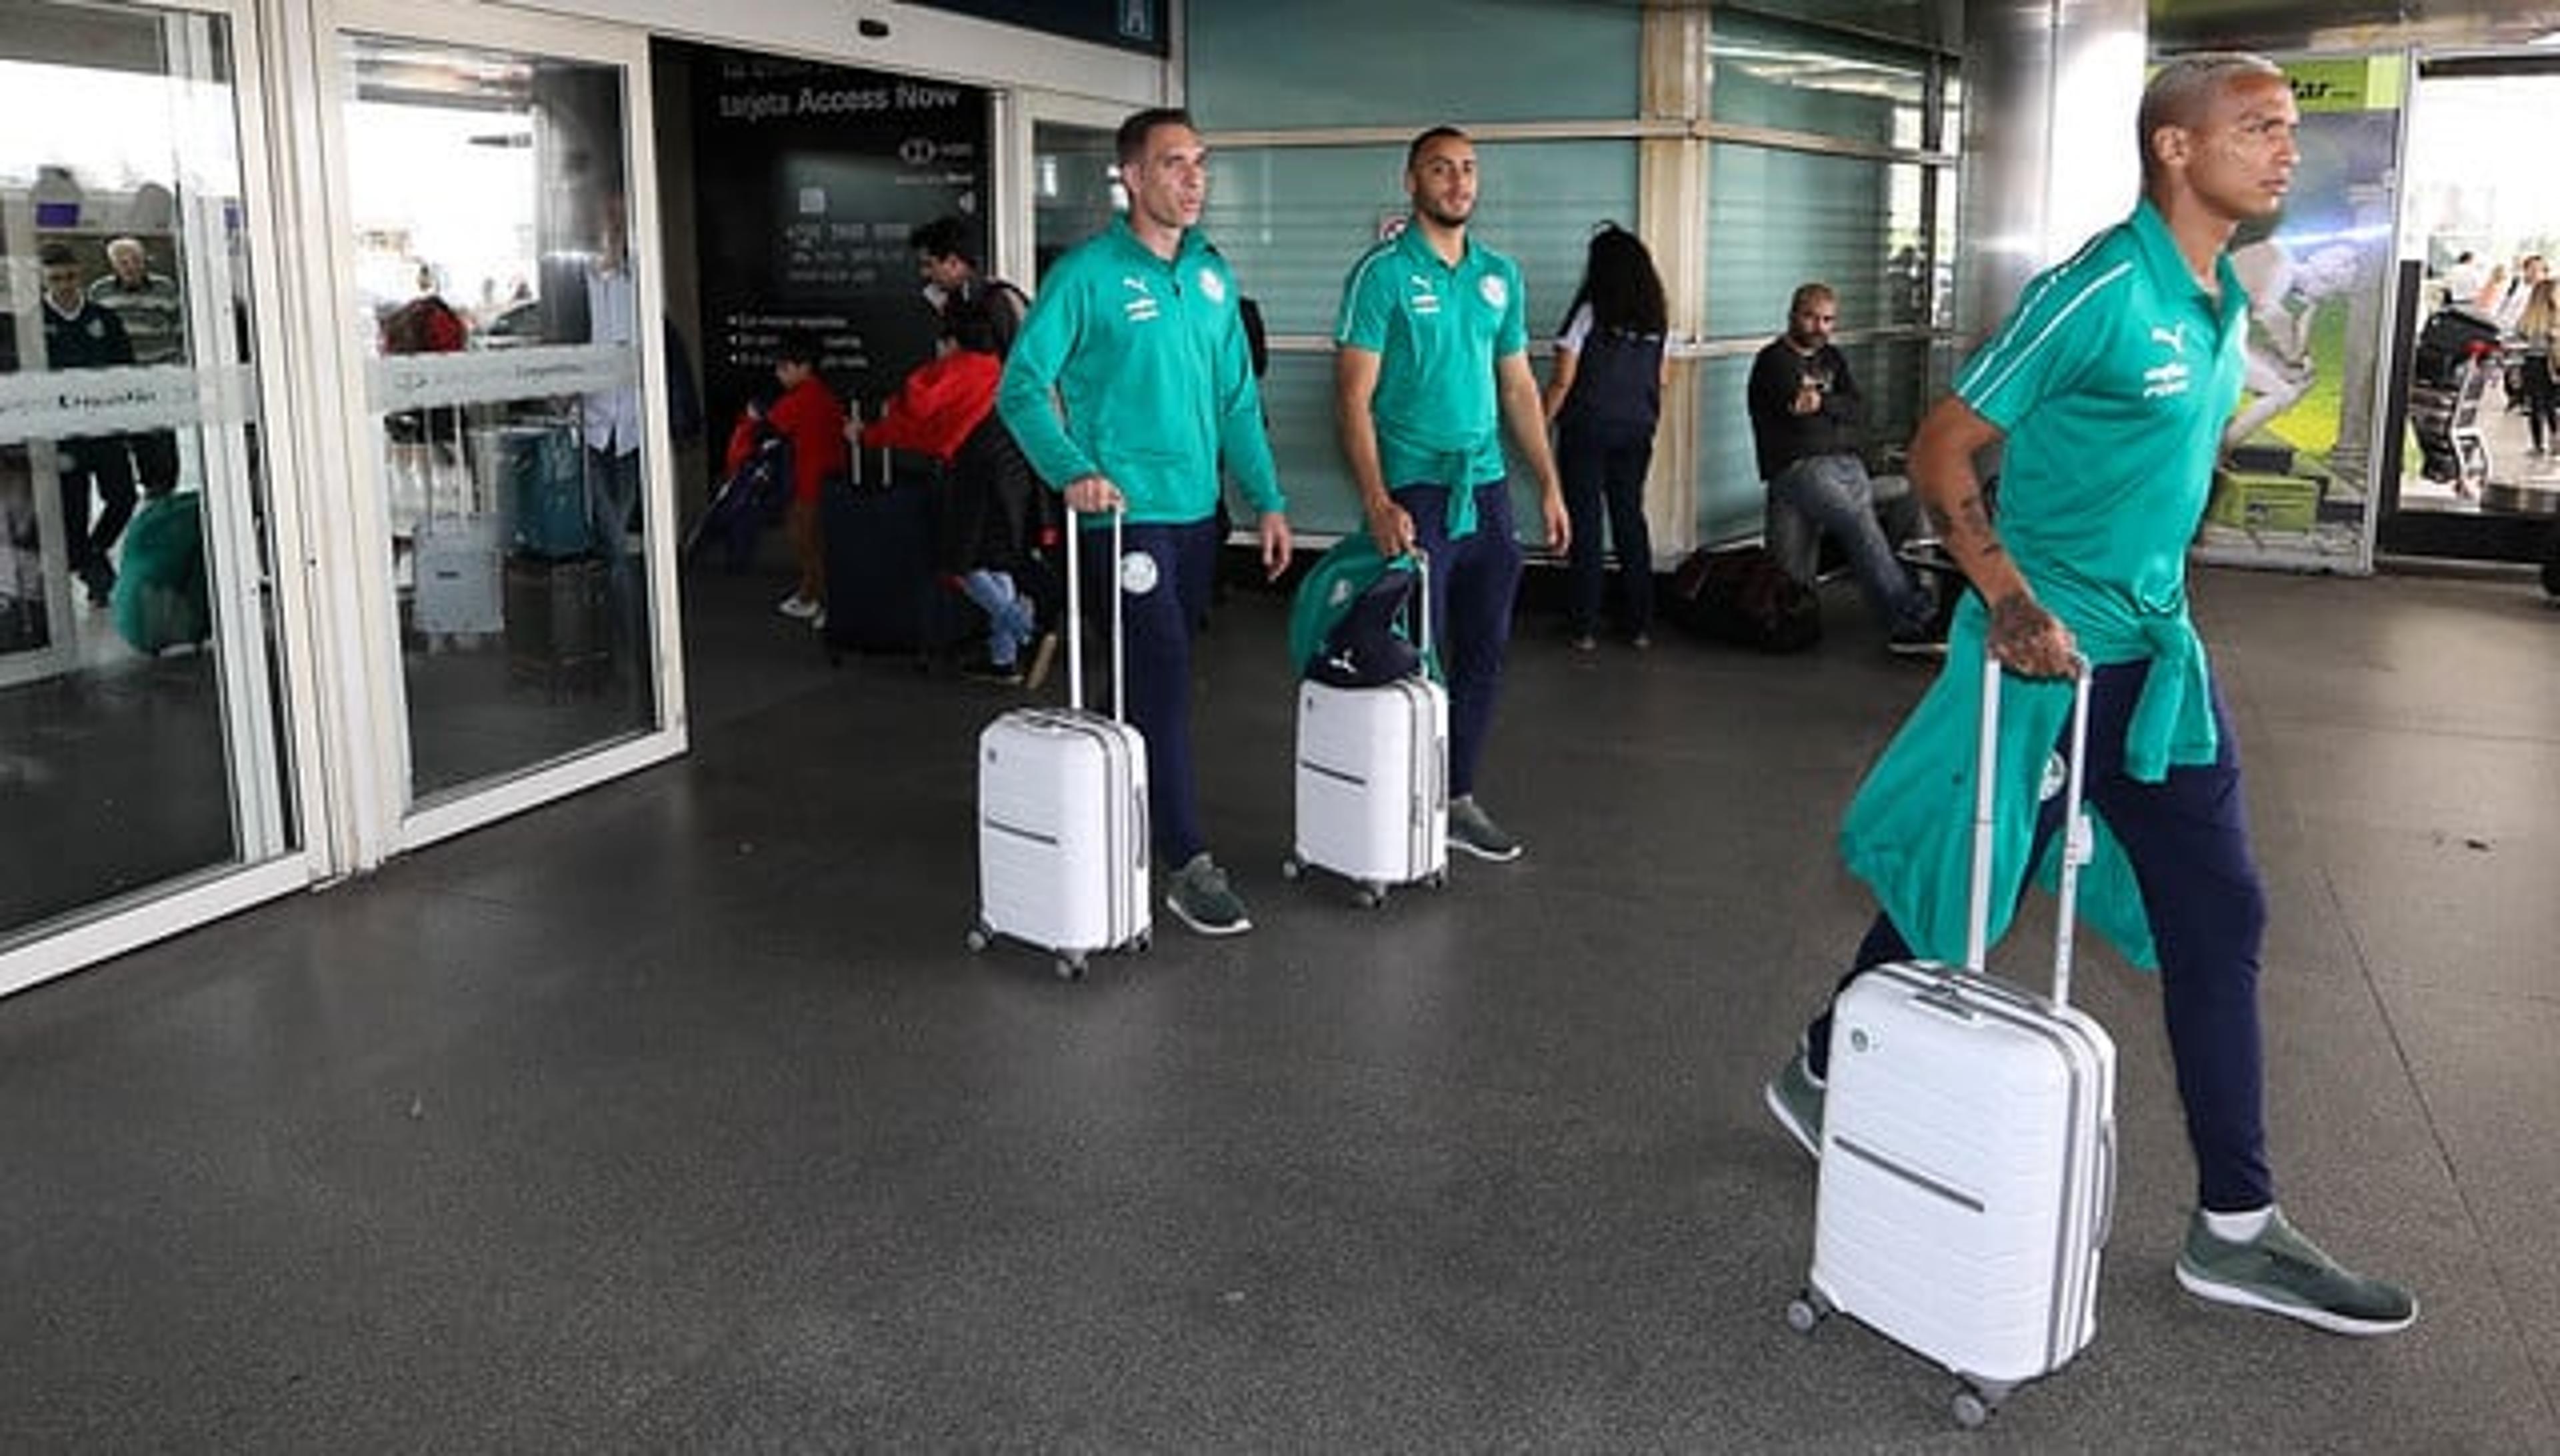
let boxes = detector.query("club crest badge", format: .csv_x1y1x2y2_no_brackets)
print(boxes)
1119,551,1160,596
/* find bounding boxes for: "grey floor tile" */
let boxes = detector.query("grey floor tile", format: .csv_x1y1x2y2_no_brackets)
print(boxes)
3,565,2557,1449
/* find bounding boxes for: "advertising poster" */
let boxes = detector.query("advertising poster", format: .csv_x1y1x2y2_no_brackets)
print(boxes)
2195,54,2406,573
689,48,987,435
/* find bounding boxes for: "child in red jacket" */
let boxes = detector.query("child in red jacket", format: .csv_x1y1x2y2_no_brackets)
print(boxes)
727,330,847,626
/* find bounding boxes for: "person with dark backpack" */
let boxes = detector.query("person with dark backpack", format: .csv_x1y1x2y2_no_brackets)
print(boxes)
1542,223,1667,650
910,215,1029,359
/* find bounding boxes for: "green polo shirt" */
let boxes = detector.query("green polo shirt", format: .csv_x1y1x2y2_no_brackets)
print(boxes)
1838,200,2252,971
997,217,1283,527
1955,198,2246,666
1333,219,1528,497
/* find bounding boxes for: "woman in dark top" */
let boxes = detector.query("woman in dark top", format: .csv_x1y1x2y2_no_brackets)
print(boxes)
1541,225,1669,649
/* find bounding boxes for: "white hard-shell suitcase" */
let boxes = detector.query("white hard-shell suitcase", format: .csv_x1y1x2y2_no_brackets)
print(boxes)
409,410,503,637
1282,554,1447,907
1792,653,2119,1429
411,513,504,635
968,511,1151,979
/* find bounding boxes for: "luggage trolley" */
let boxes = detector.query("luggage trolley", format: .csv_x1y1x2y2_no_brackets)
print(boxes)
2408,307,2501,495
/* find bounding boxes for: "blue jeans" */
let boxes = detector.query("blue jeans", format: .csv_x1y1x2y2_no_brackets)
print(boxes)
1767,453,1931,635
1807,661,2273,1213
959,569,1035,666
1557,416,1655,639
1394,480,1523,800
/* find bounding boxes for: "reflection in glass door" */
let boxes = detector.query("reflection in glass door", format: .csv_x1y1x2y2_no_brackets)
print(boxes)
1031,121,1119,287
1,0,297,969
338,35,661,803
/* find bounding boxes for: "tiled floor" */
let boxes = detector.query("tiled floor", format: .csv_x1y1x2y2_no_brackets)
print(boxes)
2,561,2556,1449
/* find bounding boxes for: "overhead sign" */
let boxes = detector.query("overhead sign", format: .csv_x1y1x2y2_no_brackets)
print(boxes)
905,0,1166,57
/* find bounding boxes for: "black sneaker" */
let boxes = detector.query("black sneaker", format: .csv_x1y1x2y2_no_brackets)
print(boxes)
961,656,1025,687
1887,624,1948,659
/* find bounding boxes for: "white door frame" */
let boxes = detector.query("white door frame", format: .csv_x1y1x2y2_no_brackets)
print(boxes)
1003,89,1135,292
0,0,331,999
291,0,686,869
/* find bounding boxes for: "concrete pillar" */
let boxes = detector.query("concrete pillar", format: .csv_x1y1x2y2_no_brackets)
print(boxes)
1954,0,2149,342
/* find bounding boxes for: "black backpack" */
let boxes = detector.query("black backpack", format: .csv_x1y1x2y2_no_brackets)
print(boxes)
1558,325,1664,433
1663,545,1822,653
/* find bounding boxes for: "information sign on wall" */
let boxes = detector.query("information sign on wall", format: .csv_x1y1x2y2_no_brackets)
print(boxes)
689,48,989,431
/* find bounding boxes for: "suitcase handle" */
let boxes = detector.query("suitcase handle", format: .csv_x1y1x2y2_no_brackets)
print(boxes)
1404,549,1431,662
1062,506,1125,721
2093,1119,2117,1250
1965,650,2094,1008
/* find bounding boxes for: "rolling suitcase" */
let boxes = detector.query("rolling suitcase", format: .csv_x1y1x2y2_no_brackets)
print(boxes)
504,553,609,697
411,411,504,639
1790,653,2118,1429
967,510,1151,979
817,473,969,663
1282,555,1447,907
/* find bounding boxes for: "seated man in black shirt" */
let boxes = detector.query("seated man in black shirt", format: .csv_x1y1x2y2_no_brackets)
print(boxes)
1745,281,1941,656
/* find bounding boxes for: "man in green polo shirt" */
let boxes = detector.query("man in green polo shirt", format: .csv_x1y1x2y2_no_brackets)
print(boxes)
1765,53,2415,1337
1333,125,1569,863
999,106,1293,938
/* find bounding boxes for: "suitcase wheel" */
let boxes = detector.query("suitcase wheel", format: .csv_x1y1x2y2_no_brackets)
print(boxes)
1279,856,1303,882
1131,931,1150,953
1353,883,1385,910
965,923,991,953
1951,1383,2005,1430
1053,953,1087,981
1425,869,1448,890
1784,1291,1829,1336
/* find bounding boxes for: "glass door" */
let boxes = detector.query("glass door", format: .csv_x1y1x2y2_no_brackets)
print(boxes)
1008,91,1127,293
321,0,682,844
2381,60,2560,567
1,0,305,991
1030,119,1121,286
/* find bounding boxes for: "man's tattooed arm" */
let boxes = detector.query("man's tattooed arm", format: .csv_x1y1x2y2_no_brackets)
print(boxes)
1907,397,2078,677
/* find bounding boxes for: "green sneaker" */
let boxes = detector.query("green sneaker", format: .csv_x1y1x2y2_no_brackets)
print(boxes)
2175,1208,2417,1336
1165,853,1251,937
1763,1042,1825,1159
1447,795,1523,863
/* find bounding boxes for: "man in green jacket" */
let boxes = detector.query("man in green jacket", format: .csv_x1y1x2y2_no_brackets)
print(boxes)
1765,52,2415,1337
1333,126,1569,863
998,107,1293,938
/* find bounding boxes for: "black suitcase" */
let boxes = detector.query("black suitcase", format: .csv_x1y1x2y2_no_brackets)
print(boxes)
505,553,609,695
818,473,971,663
